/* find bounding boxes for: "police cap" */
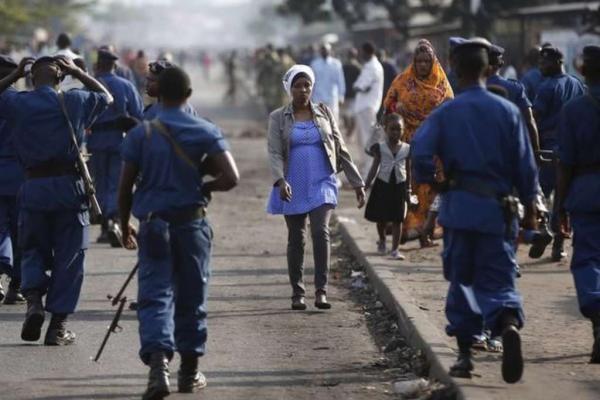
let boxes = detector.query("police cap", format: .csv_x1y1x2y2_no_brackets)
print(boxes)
540,46,564,61
453,37,492,57
0,54,17,69
97,47,119,61
448,37,467,54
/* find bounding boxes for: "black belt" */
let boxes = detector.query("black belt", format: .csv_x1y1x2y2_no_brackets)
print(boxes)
91,116,139,132
26,162,78,179
149,206,207,225
574,163,600,176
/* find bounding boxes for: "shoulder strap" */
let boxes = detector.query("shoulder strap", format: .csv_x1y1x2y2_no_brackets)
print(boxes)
149,118,198,170
57,91,80,152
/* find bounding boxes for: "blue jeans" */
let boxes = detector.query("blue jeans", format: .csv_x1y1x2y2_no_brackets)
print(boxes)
19,208,89,313
90,151,121,219
443,228,524,341
137,217,212,364
571,212,600,318
0,196,20,285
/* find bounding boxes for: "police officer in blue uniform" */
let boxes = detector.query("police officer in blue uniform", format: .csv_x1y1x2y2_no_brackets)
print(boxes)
521,46,544,103
0,55,112,345
0,55,25,305
143,59,198,120
89,47,143,246
556,45,600,364
118,66,238,399
533,46,586,261
486,44,553,259
412,39,539,383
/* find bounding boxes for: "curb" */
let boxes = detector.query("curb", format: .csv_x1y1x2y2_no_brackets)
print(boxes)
337,217,467,400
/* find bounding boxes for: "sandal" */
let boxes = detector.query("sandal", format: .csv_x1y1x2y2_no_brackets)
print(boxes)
390,250,406,260
486,337,503,353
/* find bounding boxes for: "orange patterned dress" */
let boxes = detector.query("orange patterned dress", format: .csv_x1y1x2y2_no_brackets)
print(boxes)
383,43,453,238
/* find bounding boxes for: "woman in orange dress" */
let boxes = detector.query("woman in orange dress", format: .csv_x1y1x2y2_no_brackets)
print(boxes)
383,39,453,244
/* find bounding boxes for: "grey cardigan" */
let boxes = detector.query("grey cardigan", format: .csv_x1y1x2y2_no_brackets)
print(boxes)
267,102,365,188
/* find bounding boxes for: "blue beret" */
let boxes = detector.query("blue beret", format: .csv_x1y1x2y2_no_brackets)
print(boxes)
0,54,17,68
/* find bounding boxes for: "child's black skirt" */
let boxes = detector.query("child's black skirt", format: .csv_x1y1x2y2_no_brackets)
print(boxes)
364,174,407,223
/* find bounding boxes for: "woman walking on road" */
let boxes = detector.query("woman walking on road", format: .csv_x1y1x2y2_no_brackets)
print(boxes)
267,64,365,311
383,39,453,245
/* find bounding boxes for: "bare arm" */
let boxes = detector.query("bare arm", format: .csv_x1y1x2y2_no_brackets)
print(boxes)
201,151,240,196
364,148,381,189
118,161,139,250
0,57,34,94
56,57,114,104
522,107,541,156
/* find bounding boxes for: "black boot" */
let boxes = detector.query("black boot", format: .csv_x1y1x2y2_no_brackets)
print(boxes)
500,312,523,383
143,352,170,400
4,279,25,305
107,219,123,248
44,314,76,345
178,355,207,393
590,315,600,364
0,280,5,303
551,234,567,262
97,219,110,243
528,223,553,259
21,291,45,342
449,338,474,378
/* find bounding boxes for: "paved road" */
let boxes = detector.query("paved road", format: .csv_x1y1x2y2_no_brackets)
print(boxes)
0,71,395,399
337,192,600,400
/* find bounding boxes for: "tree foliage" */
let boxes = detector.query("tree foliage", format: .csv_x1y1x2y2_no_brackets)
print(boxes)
0,0,94,38
277,0,589,38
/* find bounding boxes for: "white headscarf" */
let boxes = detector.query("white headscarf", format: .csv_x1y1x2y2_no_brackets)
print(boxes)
282,64,315,97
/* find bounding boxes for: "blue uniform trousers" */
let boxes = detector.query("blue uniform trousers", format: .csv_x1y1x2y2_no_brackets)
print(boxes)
570,213,600,318
137,217,212,364
90,151,121,219
0,196,20,283
443,228,524,341
19,209,89,313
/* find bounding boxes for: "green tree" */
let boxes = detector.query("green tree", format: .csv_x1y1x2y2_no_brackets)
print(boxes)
0,0,93,38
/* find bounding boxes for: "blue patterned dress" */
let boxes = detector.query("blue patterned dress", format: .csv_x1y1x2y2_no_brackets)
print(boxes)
267,120,338,215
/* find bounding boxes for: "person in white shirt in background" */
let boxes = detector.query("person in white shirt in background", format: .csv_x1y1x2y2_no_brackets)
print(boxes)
310,42,346,122
353,41,384,176
53,32,84,91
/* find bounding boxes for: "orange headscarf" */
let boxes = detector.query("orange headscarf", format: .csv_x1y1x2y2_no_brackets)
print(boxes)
384,39,453,141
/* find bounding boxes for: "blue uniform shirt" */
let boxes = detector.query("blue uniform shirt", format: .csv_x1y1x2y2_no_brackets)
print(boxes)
533,73,585,148
0,85,110,210
87,72,144,152
411,85,538,235
557,84,600,213
0,87,24,196
143,102,198,120
487,74,531,111
121,107,229,219
521,67,543,103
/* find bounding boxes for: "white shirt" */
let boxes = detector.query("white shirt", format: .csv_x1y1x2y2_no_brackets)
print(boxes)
353,56,384,113
310,56,346,109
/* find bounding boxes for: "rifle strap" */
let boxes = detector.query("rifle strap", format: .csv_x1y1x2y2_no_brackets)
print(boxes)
57,91,81,155
143,119,198,170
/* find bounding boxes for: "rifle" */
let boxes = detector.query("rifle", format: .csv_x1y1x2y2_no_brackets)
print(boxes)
57,91,102,220
92,263,139,362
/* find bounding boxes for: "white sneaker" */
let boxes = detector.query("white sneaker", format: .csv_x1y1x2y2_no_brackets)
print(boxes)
390,250,405,260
